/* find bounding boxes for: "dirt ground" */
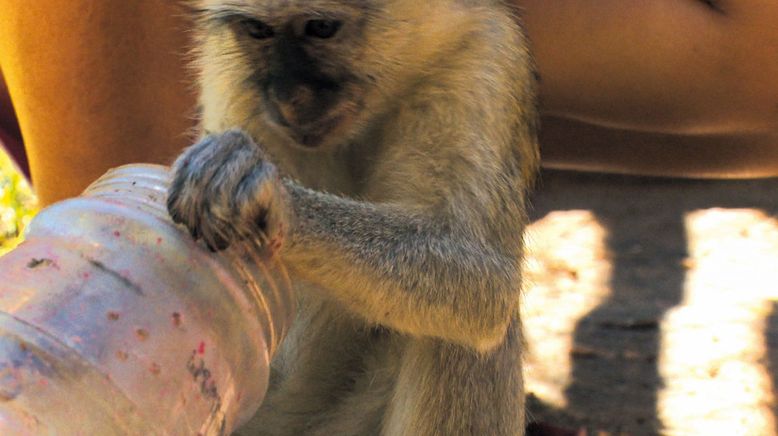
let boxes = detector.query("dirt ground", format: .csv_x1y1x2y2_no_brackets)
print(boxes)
523,170,778,436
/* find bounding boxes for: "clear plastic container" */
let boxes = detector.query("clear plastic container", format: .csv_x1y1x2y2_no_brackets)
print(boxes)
0,164,294,435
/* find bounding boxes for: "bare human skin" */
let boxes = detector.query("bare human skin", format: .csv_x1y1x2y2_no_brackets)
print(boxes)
516,0,778,178
0,0,198,205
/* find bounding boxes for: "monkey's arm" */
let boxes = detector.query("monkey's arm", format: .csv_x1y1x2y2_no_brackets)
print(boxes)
282,180,525,353
167,131,532,353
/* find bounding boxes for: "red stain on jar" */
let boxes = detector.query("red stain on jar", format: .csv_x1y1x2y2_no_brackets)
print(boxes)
136,329,149,341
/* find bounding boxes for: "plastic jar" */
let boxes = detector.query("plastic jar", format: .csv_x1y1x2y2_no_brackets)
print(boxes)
0,164,294,435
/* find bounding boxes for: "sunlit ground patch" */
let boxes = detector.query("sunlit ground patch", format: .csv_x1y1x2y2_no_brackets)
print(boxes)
659,209,778,435
523,210,612,408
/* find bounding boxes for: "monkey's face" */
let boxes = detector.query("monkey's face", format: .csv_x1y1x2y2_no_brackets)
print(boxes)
197,1,385,149
197,1,473,149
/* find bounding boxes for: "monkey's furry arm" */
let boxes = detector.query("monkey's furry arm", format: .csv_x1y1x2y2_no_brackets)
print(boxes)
167,128,530,353
283,181,523,352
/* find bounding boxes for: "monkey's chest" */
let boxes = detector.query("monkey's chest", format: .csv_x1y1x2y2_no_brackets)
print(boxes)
266,289,401,421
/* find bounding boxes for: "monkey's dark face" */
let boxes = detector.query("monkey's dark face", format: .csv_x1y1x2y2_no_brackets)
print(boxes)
198,1,464,150
238,16,364,148
199,2,379,149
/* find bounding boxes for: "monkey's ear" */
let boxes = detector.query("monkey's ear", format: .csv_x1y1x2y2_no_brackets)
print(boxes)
178,0,210,20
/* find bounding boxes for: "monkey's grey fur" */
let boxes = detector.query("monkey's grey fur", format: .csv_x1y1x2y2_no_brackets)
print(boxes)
167,1,539,434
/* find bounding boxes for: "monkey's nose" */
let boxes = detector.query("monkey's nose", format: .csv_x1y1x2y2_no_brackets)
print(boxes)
270,85,316,127
276,102,299,127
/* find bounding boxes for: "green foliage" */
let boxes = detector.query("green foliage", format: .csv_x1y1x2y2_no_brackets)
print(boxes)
0,147,38,255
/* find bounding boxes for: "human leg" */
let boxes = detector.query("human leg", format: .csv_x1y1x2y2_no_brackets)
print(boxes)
0,0,198,204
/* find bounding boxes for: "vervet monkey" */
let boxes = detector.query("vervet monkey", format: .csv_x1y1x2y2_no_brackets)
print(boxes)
167,0,539,434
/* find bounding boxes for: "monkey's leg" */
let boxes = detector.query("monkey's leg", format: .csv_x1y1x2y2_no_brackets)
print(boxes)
382,320,524,436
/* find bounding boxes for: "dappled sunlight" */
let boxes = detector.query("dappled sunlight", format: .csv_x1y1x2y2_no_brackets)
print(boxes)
659,209,778,435
523,210,612,408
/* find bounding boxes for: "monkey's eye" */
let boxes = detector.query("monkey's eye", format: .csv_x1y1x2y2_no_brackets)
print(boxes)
241,19,275,39
305,19,342,39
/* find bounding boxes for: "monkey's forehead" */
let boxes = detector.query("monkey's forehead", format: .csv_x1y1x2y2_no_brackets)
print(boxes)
194,0,381,19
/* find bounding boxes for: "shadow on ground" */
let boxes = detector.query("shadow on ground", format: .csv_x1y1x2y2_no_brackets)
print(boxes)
525,170,778,435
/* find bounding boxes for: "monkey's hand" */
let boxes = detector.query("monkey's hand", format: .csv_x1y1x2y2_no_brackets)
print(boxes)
167,129,290,254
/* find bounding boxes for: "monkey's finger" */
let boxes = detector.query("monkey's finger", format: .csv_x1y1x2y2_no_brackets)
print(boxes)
233,164,282,235
220,129,266,158
207,147,262,212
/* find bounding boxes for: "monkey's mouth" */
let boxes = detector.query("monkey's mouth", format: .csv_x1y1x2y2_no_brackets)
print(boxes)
293,112,346,148
263,96,360,149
